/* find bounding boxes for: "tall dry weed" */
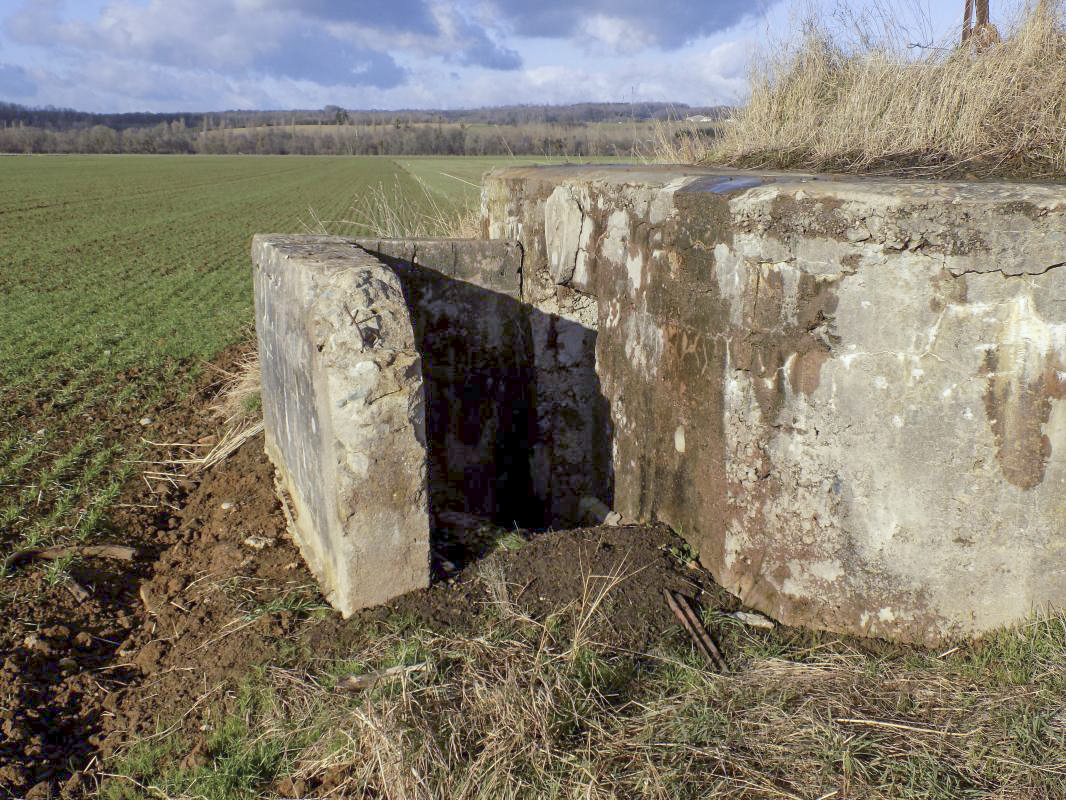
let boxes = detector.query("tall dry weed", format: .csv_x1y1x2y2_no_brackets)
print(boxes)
646,118,717,164
711,1,1066,177
327,175,482,240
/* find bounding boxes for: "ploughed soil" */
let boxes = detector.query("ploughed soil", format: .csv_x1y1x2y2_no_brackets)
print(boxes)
0,347,735,799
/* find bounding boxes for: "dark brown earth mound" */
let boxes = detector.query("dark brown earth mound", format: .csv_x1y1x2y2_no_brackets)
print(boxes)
0,349,242,798
0,347,735,799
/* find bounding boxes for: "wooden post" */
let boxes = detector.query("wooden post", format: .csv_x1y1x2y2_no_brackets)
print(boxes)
963,0,992,45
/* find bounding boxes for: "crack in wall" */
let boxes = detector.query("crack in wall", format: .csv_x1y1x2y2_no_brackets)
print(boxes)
948,261,1066,278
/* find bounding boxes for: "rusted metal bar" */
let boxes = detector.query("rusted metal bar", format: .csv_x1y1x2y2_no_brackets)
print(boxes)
664,589,728,672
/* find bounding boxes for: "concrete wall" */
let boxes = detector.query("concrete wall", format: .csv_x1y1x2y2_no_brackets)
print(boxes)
357,236,608,527
254,235,539,616
483,164,1066,644
253,235,430,617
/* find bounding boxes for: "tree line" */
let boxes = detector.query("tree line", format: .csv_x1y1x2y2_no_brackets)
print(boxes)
0,102,725,156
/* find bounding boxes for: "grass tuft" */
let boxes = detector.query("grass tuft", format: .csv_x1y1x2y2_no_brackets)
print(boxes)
316,174,482,240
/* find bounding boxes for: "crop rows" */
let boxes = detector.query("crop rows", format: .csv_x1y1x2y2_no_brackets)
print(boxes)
0,154,473,562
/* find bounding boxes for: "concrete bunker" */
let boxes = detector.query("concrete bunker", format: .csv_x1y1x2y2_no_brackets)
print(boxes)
255,164,1066,645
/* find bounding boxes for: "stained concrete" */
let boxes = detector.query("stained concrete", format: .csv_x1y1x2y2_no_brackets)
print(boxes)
253,235,429,617
483,164,1066,644
255,166,1066,643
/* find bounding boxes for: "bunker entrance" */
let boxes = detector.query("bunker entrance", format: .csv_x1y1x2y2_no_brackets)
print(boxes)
371,249,540,573
254,235,612,616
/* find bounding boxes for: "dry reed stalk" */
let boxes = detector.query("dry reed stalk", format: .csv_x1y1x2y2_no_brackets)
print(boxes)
183,419,264,473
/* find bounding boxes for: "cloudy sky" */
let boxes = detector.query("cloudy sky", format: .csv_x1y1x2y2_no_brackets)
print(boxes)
0,0,967,113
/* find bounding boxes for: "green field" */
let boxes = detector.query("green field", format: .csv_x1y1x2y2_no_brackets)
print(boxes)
0,154,519,553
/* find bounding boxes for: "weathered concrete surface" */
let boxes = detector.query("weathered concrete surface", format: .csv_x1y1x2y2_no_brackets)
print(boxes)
356,239,537,525
484,164,1066,644
253,235,429,617
480,175,613,523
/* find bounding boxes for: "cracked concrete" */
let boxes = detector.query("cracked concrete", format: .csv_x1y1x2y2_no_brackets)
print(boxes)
483,164,1066,644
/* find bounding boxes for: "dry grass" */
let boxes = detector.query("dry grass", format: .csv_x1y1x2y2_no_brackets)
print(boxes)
108,559,1066,800
278,562,634,800
646,117,718,165
704,1,1066,177
273,607,1066,800
207,350,262,419
162,349,264,474
310,175,482,240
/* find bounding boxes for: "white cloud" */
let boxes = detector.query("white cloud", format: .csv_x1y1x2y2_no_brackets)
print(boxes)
485,0,760,50
0,0,797,111
576,15,657,53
